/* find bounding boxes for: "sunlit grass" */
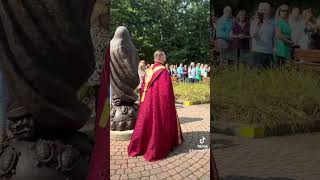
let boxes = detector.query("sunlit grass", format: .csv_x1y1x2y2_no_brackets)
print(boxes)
211,64,320,130
174,81,210,102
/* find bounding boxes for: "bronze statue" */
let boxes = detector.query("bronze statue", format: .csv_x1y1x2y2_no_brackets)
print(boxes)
110,26,139,131
211,150,220,180
0,1,97,179
82,0,111,118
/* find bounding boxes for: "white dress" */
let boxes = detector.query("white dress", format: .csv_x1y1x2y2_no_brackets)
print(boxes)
290,20,306,48
300,23,313,49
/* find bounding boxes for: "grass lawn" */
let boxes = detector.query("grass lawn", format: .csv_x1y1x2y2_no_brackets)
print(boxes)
174,81,210,103
211,65,320,131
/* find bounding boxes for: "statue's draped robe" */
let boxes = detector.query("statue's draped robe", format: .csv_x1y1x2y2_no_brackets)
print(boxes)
128,62,183,162
211,150,220,180
110,27,139,104
88,1,109,86
0,0,95,131
82,1,110,118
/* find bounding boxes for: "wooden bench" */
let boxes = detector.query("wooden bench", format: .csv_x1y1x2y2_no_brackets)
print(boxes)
202,77,210,82
171,77,177,82
294,49,320,71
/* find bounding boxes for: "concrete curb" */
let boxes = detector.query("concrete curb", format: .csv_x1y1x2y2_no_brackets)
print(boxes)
110,130,134,141
212,121,320,138
176,100,210,106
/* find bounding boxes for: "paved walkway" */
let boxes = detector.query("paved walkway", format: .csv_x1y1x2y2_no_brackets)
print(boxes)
110,104,210,180
212,133,320,180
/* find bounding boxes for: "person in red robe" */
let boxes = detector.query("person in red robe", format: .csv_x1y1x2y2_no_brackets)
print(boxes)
87,47,110,180
128,50,183,162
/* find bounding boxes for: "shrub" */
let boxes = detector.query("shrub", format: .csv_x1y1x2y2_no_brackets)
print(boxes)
211,65,320,131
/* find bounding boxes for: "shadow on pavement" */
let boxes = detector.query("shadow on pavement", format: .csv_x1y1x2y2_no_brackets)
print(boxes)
211,139,240,150
175,104,184,109
179,117,203,124
221,176,295,180
167,131,210,157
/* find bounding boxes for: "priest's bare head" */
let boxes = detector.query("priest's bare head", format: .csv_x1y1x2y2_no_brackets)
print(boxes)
154,50,167,65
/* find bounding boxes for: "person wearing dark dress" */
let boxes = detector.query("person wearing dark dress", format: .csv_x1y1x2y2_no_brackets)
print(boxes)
183,65,188,83
231,10,251,65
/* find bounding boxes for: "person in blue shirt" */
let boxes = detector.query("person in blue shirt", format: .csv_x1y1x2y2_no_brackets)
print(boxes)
216,6,233,66
176,63,184,82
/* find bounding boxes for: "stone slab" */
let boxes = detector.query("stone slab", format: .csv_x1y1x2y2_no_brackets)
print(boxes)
111,130,134,141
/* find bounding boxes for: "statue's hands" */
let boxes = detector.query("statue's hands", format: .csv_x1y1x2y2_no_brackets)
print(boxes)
0,128,8,143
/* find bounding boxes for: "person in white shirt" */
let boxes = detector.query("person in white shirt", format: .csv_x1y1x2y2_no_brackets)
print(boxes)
289,8,304,48
188,62,196,83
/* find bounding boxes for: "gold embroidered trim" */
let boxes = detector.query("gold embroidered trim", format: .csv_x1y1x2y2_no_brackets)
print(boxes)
140,64,165,102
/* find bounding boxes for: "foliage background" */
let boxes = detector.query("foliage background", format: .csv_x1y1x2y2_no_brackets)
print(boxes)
211,0,320,17
111,0,210,64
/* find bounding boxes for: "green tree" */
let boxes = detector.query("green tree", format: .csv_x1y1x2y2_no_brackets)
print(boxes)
111,0,210,64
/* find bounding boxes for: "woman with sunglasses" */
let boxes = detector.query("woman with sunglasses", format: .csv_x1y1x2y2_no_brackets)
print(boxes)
275,4,295,68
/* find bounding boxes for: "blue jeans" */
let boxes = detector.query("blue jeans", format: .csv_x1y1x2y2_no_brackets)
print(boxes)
188,78,195,83
0,70,9,128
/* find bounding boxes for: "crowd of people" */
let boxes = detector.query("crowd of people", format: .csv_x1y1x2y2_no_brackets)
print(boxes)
212,2,320,69
166,63,210,83
137,60,210,87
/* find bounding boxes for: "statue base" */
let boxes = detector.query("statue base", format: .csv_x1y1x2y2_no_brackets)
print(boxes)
110,130,133,141
0,132,93,180
110,102,139,131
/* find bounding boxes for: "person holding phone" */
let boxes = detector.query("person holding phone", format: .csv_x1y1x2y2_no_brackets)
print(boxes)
250,2,275,69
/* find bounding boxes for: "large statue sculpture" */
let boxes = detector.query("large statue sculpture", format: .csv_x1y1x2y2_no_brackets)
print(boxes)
81,0,110,119
110,26,139,131
211,150,220,180
0,1,96,179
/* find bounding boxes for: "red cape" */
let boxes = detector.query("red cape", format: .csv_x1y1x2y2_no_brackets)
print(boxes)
88,47,110,180
128,62,183,162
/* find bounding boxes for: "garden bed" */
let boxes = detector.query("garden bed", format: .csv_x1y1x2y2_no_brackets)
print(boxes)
211,65,320,136
174,81,210,104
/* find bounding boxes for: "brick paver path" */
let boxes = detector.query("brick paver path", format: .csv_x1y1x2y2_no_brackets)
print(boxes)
110,104,210,180
212,133,320,180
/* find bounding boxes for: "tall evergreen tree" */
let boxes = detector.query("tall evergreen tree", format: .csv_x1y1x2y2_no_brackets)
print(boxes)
111,0,210,64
